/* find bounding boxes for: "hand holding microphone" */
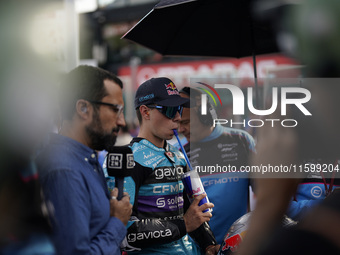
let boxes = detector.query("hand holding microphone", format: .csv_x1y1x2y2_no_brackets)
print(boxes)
106,146,134,200
109,187,132,226
106,146,134,225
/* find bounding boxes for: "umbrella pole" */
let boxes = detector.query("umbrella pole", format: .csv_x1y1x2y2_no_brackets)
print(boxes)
252,52,259,109
250,17,259,110
252,53,259,139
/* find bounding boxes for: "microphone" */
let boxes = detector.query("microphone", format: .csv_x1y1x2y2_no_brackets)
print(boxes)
106,146,134,200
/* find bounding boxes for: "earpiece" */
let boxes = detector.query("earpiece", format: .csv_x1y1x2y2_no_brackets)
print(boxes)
81,106,87,113
179,86,217,126
197,101,217,126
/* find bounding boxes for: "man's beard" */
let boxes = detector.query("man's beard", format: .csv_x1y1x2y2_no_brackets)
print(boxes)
85,110,119,151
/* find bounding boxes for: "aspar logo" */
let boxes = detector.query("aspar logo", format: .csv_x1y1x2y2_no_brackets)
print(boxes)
127,229,172,242
196,82,312,128
143,151,154,159
154,166,184,180
165,82,180,95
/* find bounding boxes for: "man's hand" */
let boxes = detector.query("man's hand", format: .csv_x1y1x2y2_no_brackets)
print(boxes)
183,193,214,233
109,188,132,226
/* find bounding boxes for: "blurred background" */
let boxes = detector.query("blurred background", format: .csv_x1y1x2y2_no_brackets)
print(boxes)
6,0,303,133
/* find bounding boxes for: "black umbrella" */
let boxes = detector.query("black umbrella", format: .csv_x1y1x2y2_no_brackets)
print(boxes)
122,0,280,106
122,0,278,104
123,0,278,58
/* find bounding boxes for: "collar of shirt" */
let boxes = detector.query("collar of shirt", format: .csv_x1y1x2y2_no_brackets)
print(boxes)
48,133,104,173
200,124,223,142
48,133,109,196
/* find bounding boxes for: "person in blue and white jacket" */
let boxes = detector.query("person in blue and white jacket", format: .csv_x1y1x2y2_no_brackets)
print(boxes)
178,87,256,244
106,78,219,255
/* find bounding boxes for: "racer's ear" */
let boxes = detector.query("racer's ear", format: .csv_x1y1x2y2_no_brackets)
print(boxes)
139,105,151,120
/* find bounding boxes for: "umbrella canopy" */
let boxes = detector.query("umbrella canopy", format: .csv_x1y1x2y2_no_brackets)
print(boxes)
122,0,279,58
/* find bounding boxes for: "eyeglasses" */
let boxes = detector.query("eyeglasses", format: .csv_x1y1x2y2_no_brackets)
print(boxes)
148,105,183,119
88,100,124,116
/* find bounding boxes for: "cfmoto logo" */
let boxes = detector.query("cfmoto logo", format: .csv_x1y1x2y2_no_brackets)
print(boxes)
311,186,323,198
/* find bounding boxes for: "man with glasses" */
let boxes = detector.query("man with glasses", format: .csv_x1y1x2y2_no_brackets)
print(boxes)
121,77,218,255
36,65,132,255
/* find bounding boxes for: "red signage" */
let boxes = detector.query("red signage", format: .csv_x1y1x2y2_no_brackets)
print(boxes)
118,54,299,89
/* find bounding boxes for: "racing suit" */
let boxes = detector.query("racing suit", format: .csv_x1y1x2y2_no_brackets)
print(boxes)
104,138,216,254
183,125,256,243
287,158,340,220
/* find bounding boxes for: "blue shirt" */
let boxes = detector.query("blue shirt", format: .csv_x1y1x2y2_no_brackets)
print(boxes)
180,125,256,243
36,133,126,255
